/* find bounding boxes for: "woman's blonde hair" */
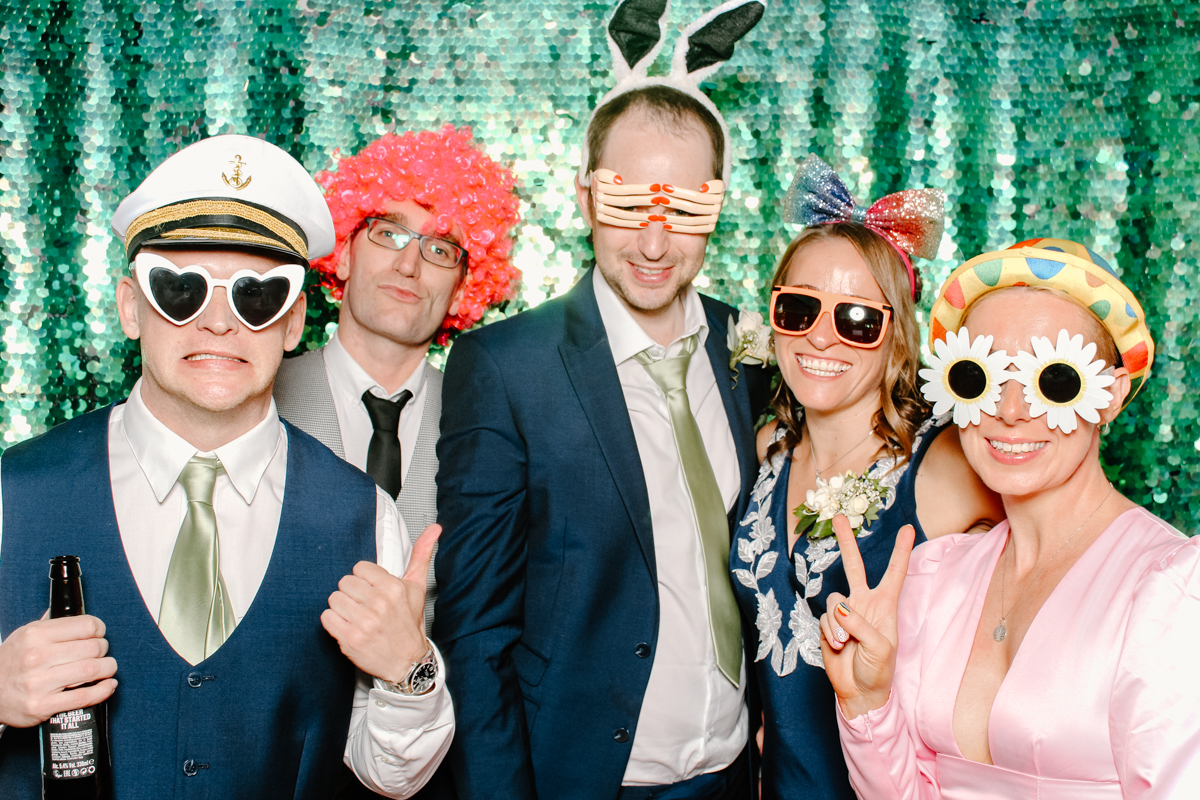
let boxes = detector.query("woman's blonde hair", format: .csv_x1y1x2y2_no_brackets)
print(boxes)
766,223,931,466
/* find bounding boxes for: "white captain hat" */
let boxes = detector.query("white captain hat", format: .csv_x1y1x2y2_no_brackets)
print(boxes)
112,134,334,266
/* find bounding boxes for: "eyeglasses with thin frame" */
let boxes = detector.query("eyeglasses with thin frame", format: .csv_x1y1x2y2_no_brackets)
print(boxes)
132,252,305,331
770,286,893,349
363,217,466,270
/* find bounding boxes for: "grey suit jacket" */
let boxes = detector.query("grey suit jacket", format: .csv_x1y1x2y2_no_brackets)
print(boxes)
274,347,442,635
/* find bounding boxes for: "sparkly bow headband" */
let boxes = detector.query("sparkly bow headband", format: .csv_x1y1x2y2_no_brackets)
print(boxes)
782,155,947,299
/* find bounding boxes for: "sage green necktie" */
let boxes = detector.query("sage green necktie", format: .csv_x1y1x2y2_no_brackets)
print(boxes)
159,455,237,665
636,335,742,686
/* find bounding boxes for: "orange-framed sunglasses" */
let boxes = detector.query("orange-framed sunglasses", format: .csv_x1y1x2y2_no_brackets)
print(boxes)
769,286,893,349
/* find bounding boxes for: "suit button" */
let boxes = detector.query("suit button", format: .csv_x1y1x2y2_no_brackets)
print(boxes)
634,643,651,658
613,728,630,743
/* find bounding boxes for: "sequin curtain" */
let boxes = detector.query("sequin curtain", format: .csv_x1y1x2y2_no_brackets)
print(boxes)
1,1,1197,529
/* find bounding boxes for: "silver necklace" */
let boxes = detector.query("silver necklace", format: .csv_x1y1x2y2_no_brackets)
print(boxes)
993,484,1113,642
807,427,877,481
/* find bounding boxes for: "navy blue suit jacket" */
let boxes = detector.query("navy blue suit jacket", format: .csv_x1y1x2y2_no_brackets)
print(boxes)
434,270,767,800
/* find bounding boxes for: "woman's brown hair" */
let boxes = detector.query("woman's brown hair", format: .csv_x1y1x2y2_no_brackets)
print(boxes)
765,222,931,467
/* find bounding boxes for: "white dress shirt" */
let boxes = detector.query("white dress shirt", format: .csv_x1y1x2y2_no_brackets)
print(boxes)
324,330,427,479
592,269,749,786
0,381,453,799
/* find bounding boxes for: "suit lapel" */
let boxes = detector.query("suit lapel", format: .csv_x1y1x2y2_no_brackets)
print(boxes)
700,300,757,526
558,272,657,579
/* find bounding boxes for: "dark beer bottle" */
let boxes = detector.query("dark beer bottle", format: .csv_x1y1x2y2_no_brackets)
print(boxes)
39,556,113,800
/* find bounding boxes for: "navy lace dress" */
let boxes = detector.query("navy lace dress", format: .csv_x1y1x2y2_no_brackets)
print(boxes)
731,416,947,800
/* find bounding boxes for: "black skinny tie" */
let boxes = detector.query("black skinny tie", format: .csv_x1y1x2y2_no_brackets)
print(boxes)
362,389,413,499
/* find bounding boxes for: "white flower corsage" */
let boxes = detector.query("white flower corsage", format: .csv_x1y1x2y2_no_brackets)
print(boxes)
727,311,775,386
794,470,885,541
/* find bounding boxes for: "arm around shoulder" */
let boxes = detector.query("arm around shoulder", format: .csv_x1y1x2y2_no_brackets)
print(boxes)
914,425,1005,539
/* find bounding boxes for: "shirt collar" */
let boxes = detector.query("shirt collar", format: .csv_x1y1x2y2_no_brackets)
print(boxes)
591,267,709,365
325,329,428,402
122,379,284,505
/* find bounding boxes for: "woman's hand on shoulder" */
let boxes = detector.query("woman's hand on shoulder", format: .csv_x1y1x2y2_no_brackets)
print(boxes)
819,515,914,720
914,425,1005,538
756,419,780,463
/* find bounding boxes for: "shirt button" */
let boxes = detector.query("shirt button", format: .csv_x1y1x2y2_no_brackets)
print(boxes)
375,700,387,708
634,643,651,658
613,728,630,743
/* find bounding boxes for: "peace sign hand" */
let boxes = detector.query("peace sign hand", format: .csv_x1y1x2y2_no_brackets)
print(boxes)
818,514,915,720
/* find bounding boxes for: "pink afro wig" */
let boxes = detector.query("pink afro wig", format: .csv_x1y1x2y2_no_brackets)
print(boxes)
312,125,521,343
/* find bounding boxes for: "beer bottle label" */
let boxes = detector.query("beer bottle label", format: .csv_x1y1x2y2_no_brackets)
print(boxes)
44,708,100,780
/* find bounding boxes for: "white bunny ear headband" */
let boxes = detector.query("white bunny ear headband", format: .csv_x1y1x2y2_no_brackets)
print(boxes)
577,0,767,191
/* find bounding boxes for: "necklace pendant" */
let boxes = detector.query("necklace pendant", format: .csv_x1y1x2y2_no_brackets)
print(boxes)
993,622,1007,642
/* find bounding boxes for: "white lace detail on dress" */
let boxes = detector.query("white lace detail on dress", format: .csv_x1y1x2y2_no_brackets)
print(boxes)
734,415,945,677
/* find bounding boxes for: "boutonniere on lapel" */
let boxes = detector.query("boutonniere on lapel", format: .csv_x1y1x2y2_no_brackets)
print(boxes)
726,311,775,387
794,471,885,541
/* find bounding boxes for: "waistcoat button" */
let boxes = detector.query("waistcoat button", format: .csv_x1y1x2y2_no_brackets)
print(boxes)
613,728,630,743
634,643,651,658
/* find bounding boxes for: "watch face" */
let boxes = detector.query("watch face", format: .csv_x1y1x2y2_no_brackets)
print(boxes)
410,660,438,694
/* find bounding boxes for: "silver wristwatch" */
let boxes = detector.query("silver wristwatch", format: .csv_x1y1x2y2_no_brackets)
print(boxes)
379,646,438,696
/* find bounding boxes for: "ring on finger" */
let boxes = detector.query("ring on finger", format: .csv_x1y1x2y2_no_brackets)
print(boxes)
834,626,849,644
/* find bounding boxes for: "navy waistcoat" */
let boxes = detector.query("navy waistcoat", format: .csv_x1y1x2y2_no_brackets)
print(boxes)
0,406,377,799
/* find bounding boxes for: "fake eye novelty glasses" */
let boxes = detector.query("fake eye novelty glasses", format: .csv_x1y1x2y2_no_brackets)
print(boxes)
133,252,305,331
919,327,1116,433
591,169,726,234
769,286,893,348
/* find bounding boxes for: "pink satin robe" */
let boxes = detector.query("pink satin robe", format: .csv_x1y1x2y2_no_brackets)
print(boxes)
837,508,1200,799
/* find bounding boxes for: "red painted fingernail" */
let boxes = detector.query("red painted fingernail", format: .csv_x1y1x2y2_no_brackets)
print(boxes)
836,602,850,617
651,196,670,205
649,183,660,192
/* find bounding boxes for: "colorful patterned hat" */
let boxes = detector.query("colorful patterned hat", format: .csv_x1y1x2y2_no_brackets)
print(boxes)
929,238,1154,400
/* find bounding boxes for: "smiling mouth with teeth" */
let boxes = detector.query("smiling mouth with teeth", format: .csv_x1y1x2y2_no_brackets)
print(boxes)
988,439,1047,454
798,355,850,377
186,354,244,362
631,264,669,276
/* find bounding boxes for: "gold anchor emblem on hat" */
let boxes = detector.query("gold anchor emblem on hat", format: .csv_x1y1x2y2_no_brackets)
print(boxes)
222,155,252,191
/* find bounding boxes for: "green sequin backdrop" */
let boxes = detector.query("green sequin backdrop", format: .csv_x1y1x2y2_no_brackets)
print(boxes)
1,1,1197,530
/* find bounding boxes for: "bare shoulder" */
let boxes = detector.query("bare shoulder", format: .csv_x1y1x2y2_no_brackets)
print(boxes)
756,419,780,463
914,424,1005,539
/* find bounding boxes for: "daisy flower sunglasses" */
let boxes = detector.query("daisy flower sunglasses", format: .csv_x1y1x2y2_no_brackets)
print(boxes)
919,327,1117,433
